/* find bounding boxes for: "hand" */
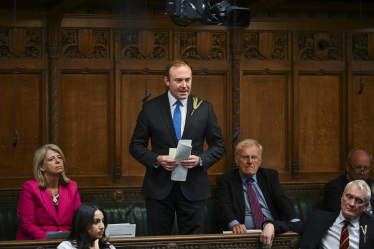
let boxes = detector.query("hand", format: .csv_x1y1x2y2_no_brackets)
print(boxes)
232,223,247,233
260,223,275,249
180,155,200,169
89,239,100,249
156,155,178,171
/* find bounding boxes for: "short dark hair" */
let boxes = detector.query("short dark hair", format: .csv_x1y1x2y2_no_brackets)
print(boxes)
68,204,111,249
164,60,192,80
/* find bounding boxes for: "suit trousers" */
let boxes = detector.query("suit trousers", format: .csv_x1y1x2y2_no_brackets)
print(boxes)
145,182,205,235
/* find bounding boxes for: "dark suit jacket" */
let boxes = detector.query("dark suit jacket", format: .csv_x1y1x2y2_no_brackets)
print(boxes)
324,174,374,213
216,168,299,231
272,210,374,249
129,92,225,201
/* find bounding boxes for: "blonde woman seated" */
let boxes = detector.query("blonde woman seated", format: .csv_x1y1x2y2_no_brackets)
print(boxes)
58,204,116,249
16,144,81,240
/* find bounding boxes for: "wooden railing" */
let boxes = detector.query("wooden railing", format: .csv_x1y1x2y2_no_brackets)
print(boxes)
0,232,301,249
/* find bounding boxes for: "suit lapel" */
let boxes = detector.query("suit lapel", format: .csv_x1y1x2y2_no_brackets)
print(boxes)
41,187,58,223
58,185,68,222
256,170,275,215
359,213,370,248
233,172,246,221
182,95,195,139
158,92,178,145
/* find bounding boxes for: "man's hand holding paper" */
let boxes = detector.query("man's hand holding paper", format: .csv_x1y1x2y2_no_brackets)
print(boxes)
180,155,199,168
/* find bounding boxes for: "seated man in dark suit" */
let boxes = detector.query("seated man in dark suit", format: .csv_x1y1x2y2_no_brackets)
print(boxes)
324,149,373,215
261,180,374,249
216,139,299,233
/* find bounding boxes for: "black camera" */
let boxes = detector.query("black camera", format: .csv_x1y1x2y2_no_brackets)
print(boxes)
165,0,251,29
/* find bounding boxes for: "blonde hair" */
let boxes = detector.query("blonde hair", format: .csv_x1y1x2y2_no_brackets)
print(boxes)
33,144,70,190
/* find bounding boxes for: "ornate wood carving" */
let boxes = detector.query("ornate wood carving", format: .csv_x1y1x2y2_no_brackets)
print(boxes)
243,32,287,60
47,41,60,144
61,29,109,58
180,32,226,60
299,33,342,60
0,29,41,58
231,29,243,168
121,31,168,59
114,163,122,179
352,34,374,60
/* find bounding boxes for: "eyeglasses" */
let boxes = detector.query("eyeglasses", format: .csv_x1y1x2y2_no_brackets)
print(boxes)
347,161,371,173
239,155,259,161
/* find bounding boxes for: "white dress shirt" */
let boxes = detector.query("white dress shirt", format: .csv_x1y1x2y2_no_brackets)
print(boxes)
320,212,360,249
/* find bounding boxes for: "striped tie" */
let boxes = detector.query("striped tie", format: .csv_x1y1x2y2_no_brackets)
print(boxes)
340,220,349,249
173,100,181,141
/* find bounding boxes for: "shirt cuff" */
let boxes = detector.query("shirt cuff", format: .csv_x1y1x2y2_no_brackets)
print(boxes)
228,220,239,231
153,164,160,168
290,218,300,222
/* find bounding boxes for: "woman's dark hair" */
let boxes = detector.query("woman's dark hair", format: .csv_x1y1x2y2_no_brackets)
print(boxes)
68,204,111,249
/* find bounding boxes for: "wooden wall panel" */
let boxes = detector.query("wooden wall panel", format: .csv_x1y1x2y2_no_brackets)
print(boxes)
352,75,374,153
0,74,40,181
299,75,340,174
122,74,167,182
241,74,287,173
59,74,109,180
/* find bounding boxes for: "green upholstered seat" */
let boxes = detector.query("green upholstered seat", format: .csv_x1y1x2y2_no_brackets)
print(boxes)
0,197,323,240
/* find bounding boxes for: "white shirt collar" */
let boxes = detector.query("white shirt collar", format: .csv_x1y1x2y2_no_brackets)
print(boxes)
168,90,188,107
338,211,360,228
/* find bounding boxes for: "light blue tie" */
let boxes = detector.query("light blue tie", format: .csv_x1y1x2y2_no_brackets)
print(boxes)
173,100,181,141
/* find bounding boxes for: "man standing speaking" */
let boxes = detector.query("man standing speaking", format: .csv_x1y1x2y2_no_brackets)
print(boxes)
129,60,225,235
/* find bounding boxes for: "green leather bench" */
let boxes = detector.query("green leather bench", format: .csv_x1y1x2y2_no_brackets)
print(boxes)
0,198,322,240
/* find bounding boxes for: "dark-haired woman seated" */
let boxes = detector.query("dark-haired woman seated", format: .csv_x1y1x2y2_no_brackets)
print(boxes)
57,204,116,249
16,144,81,240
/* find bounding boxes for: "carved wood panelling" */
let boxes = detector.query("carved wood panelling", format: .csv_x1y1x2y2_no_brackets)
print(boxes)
352,75,374,154
241,73,288,177
0,29,42,58
121,31,169,59
59,74,109,180
243,32,288,60
299,33,342,60
180,32,227,60
299,75,341,176
0,73,40,185
352,34,374,60
61,29,109,58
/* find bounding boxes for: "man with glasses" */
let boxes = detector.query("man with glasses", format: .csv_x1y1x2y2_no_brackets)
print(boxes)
324,149,373,215
216,139,299,233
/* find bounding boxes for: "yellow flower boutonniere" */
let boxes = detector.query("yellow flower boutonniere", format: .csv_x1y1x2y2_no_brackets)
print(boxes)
191,97,203,116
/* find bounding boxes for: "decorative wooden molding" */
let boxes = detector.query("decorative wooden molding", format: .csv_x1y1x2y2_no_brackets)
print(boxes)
61,29,109,59
352,34,374,61
0,28,41,58
230,29,243,168
120,31,169,59
180,32,226,60
299,33,342,60
243,32,288,60
0,232,301,249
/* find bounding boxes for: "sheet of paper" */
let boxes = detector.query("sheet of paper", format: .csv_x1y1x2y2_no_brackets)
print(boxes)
105,223,136,237
223,229,262,233
171,140,192,181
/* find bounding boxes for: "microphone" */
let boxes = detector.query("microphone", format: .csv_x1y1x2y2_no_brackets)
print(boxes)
142,92,152,102
231,123,241,142
142,83,152,102
124,200,135,218
13,125,18,147
358,81,364,95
